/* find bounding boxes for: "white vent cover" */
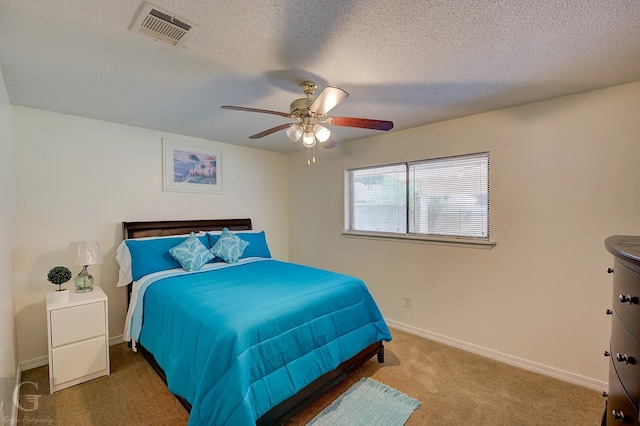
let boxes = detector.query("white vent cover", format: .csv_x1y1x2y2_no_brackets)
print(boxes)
131,2,196,47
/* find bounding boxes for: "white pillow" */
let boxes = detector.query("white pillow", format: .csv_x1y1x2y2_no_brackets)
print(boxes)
115,240,133,287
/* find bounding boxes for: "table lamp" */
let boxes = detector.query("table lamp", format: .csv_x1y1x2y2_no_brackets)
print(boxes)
68,240,103,293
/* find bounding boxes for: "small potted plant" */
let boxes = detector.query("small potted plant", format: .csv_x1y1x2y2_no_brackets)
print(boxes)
47,266,72,303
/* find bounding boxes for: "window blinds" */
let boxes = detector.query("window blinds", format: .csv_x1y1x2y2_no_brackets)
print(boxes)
409,153,489,238
349,164,406,233
347,152,489,240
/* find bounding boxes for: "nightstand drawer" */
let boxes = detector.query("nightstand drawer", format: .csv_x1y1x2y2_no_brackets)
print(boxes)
50,301,106,347
51,336,107,386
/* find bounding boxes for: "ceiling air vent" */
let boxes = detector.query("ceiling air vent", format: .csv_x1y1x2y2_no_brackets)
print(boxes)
131,2,196,47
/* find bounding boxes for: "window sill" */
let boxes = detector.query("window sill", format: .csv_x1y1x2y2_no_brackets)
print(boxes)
341,231,496,249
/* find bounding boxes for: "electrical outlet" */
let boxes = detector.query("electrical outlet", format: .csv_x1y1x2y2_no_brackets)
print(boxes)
403,296,412,308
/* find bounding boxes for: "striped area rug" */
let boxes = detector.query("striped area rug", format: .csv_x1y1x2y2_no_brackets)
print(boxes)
307,377,421,426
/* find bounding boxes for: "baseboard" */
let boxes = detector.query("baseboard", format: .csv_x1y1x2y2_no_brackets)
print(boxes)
19,355,48,372
109,334,124,346
385,319,607,391
20,334,125,372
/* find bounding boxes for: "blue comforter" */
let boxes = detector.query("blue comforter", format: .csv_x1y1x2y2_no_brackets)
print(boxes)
139,259,391,426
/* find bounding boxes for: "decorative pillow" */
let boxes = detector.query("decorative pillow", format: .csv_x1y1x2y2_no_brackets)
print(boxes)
209,228,249,263
208,230,271,259
169,234,214,272
124,234,211,281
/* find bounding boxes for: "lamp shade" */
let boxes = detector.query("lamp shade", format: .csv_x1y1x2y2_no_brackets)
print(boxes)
302,132,316,147
286,124,303,142
313,124,331,143
68,241,103,266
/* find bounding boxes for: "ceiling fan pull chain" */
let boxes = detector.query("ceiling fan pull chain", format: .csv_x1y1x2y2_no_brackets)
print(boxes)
312,145,316,164
307,148,311,166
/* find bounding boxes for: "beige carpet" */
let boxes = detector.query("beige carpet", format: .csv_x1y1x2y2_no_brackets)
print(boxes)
18,328,604,425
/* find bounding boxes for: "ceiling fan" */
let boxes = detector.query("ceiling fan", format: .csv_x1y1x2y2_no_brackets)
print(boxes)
221,81,394,164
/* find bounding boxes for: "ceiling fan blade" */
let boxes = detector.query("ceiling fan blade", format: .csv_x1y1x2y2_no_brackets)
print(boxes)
248,123,294,139
326,116,394,131
309,87,349,116
321,137,337,149
221,105,291,118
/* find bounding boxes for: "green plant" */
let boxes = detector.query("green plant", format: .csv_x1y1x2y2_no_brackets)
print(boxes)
47,266,72,291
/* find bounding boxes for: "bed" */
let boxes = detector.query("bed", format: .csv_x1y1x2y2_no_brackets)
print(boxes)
119,219,392,426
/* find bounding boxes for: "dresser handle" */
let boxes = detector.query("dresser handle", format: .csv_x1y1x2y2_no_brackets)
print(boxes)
619,294,637,305
604,351,611,357
616,353,633,364
608,267,615,274
602,391,608,397
612,410,626,422
606,309,613,315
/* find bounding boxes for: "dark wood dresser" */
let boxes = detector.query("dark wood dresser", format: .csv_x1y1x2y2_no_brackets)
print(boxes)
605,235,640,424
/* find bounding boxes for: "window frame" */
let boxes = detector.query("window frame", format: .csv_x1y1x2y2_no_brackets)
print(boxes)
343,152,495,248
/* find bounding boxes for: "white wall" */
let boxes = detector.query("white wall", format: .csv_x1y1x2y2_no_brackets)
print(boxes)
0,66,17,421
12,107,290,364
289,81,640,386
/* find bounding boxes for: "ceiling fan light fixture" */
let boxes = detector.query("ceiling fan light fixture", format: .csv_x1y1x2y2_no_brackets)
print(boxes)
286,124,303,141
313,124,331,143
302,132,316,147
221,80,393,164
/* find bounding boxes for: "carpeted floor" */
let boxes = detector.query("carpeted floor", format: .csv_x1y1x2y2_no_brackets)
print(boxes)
18,327,604,425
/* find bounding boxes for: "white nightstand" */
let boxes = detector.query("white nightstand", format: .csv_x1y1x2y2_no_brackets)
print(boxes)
46,286,110,393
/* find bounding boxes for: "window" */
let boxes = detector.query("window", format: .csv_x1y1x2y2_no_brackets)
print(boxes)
345,152,489,241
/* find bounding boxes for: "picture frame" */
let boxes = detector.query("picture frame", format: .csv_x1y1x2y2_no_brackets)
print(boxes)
163,139,222,193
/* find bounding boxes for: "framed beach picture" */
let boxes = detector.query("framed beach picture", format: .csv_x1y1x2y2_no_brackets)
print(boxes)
163,139,222,193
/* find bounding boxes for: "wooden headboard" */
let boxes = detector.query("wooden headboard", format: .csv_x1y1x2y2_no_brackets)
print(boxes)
123,218,253,239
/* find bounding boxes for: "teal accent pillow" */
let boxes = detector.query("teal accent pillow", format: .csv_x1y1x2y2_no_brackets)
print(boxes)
169,234,214,272
209,228,249,263
125,234,211,280
208,231,271,260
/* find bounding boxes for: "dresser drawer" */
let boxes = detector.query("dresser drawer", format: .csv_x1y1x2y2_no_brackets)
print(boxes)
611,314,640,412
608,358,639,424
51,336,107,386
50,301,106,347
612,259,640,339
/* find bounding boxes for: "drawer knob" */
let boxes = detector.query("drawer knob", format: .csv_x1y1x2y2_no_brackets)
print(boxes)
619,294,638,305
612,410,626,422
616,353,633,364
604,351,611,357
608,268,614,274
602,391,608,397
606,309,613,315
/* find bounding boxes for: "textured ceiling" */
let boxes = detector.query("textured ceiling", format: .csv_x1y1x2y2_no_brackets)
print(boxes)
1,1,639,154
